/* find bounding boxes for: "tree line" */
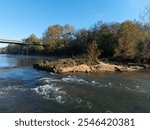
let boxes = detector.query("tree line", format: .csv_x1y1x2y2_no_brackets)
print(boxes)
5,6,150,63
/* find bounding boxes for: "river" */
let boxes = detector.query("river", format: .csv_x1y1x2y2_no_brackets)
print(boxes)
0,54,150,113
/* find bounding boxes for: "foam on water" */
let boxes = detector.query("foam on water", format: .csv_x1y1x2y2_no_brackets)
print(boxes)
33,75,115,105
125,85,150,94
62,75,113,88
108,83,112,86
39,77,61,83
39,75,113,89
136,86,140,89
32,84,66,103
2,85,25,91
0,85,26,98
86,101,93,109
91,80,113,88
91,80,99,84
0,91,4,97
62,75,89,84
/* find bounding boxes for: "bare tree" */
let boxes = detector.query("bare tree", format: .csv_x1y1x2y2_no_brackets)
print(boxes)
140,5,150,26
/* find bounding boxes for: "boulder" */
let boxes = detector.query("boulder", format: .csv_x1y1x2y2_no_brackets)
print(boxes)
115,67,128,72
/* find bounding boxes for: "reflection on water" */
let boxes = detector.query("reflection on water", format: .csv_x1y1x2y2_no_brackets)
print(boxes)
0,54,150,113
0,56,16,68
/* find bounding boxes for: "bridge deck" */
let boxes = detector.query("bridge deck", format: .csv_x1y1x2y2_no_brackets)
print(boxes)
0,39,44,46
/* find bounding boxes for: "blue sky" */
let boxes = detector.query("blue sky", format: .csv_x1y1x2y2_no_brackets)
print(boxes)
0,0,150,47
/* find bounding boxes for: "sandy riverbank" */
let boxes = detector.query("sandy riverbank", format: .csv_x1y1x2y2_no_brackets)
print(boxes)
33,58,146,73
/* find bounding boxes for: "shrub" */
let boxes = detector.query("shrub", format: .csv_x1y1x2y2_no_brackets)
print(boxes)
86,41,102,64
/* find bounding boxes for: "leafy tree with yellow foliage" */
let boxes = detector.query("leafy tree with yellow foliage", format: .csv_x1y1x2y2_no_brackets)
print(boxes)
114,21,143,60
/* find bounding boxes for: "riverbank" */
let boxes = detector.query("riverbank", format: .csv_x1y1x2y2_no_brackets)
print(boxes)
33,58,149,73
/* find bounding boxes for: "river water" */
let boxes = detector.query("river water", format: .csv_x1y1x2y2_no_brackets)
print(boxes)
0,54,150,113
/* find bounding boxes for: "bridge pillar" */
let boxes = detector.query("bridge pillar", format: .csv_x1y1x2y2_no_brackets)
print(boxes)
26,45,28,56
20,46,24,55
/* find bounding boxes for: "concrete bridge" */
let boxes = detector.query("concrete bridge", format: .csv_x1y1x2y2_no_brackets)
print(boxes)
0,39,43,46
0,39,44,55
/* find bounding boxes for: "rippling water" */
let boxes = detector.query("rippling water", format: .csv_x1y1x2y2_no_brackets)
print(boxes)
0,54,150,113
